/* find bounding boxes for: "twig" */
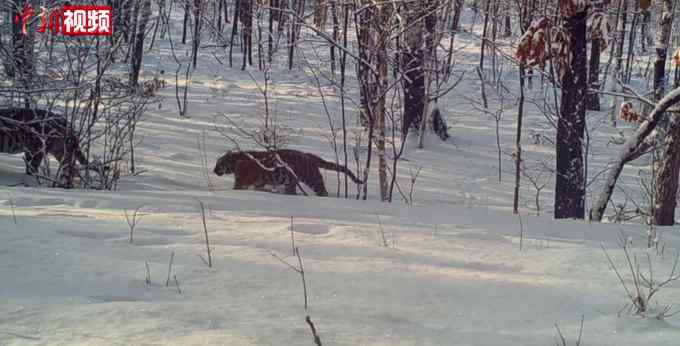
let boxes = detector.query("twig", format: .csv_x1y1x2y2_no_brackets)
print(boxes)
165,251,175,286
124,205,145,244
518,213,524,251
407,166,422,205
145,261,151,286
197,199,212,268
174,274,182,294
376,214,388,247
305,315,323,346
576,315,584,346
6,193,17,225
554,323,566,346
290,216,296,256
296,247,308,311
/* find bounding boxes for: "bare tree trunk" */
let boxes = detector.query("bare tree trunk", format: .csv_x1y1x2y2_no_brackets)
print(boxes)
503,3,511,37
512,0,530,214
417,0,438,149
229,0,241,67
623,0,639,83
182,0,191,44
401,0,425,136
651,0,677,225
268,0,276,63
218,0,224,32
652,113,680,225
555,8,588,219
377,3,391,201
356,1,375,128
314,0,328,30
513,64,526,214
241,0,253,70
479,0,491,75
192,0,203,69
608,0,628,125
443,0,463,81
130,0,152,86
640,8,651,52
330,0,339,74
340,0,350,197
586,28,601,111
653,0,673,103
127,0,141,62
288,0,306,69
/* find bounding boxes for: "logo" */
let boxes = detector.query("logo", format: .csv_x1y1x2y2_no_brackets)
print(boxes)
14,4,112,37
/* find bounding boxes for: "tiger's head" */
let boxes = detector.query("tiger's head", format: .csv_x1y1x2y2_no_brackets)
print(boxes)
214,151,237,176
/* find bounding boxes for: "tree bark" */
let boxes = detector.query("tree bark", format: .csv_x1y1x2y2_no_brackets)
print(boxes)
586,4,602,111
652,113,680,225
555,9,588,219
377,3,391,201
651,0,676,225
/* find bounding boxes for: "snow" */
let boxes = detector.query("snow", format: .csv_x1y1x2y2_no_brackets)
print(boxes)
2,6,680,346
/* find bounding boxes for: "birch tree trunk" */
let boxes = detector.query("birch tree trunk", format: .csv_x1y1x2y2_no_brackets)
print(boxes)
377,3,391,201
417,0,438,149
608,0,628,126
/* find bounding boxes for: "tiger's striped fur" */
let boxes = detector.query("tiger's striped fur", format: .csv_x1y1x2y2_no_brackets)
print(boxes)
213,149,362,196
0,107,88,176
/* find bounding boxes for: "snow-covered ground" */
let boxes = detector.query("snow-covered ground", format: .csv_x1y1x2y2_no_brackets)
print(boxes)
3,7,680,346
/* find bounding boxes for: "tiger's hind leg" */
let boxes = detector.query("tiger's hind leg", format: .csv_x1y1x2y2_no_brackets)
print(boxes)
305,168,328,196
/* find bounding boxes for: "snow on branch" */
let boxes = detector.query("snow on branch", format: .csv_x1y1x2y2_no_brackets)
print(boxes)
590,87,680,222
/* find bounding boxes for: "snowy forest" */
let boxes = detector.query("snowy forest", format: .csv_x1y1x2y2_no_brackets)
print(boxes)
2,0,680,344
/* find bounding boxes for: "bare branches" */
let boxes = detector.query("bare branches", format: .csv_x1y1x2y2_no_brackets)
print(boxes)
124,205,145,244
554,315,584,346
269,241,322,345
601,237,680,319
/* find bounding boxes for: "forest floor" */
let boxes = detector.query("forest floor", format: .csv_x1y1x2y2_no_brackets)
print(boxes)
2,7,680,346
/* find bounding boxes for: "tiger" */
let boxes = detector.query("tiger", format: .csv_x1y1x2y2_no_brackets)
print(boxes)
213,149,363,196
0,107,88,176
235,158,297,195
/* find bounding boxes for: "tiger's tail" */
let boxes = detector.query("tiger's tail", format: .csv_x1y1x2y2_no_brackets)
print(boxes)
316,159,363,184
